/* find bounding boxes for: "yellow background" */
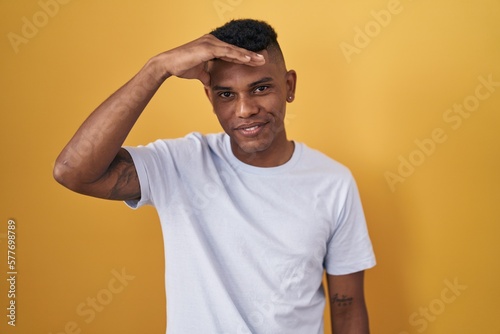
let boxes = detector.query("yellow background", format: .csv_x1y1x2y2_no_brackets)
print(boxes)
1,0,499,333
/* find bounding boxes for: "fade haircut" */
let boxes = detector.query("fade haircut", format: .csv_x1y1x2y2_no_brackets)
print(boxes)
210,19,286,66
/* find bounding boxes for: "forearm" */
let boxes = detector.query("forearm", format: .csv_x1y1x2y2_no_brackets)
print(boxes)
54,56,168,190
327,271,370,334
330,300,370,334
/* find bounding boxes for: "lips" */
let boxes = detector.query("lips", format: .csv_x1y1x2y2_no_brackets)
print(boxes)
235,122,268,137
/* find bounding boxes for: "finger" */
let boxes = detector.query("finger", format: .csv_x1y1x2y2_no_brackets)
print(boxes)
198,71,210,87
206,37,265,65
218,53,265,66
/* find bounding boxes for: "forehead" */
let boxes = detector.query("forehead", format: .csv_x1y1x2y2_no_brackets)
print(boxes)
208,50,283,88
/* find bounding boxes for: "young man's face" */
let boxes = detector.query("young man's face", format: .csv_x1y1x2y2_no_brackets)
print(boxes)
205,49,297,167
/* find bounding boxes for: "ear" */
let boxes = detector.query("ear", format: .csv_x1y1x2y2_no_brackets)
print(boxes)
285,70,297,102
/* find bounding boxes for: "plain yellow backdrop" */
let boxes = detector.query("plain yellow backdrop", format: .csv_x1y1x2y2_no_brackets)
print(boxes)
1,0,499,333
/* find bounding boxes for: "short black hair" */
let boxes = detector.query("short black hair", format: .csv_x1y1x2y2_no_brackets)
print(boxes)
210,19,284,64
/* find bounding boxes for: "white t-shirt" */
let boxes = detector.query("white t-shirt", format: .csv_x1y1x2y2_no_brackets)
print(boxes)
125,132,375,334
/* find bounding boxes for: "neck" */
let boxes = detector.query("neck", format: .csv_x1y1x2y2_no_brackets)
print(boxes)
231,138,295,168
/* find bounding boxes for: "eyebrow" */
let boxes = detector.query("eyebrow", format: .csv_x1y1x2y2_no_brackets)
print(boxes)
212,77,274,91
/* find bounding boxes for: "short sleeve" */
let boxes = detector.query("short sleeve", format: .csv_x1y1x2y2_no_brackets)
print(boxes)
324,176,376,275
121,133,211,211
122,145,157,209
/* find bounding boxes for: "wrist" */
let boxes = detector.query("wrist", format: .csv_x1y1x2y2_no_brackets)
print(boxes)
145,53,172,82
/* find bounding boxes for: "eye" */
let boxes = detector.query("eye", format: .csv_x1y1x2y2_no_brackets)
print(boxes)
254,86,269,93
218,91,234,99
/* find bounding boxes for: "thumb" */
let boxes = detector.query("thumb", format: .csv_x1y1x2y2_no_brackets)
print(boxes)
197,68,211,87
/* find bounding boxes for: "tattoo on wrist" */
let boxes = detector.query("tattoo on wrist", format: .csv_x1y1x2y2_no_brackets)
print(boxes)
332,293,353,307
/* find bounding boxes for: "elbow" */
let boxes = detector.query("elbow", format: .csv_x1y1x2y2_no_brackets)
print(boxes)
53,159,70,187
53,159,82,192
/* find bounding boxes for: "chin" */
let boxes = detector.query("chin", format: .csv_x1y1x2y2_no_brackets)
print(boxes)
232,138,273,156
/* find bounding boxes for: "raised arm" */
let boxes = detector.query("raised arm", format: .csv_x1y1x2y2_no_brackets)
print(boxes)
53,34,265,200
327,271,370,334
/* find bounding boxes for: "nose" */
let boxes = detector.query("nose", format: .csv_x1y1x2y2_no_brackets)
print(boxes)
236,96,259,118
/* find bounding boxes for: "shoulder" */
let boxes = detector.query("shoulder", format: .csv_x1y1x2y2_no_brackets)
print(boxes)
297,142,353,181
125,132,228,173
130,132,224,154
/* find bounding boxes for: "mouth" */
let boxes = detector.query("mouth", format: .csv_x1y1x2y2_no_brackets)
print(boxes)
235,122,268,137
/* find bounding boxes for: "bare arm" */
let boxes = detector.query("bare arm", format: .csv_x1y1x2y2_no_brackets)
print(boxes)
53,34,265,200
53,58,164,200
327,271,370,334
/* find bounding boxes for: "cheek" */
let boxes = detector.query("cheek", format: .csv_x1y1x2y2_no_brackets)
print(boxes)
269,99,287,118
213,105,233,127
259,93,284,110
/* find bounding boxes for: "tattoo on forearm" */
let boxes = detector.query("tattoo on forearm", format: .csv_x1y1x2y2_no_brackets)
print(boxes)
331,293,354,307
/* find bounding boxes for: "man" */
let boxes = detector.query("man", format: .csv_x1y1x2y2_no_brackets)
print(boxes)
54,19,376,334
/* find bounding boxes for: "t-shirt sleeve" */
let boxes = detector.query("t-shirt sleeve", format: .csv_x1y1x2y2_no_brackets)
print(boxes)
324,174,376,275
121,133,206,211
122,144,158,209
